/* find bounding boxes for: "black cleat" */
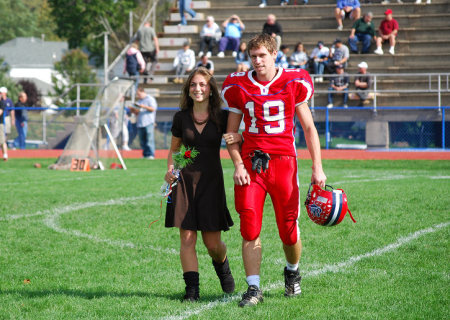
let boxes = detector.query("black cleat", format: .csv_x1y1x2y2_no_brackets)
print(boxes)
238,285,263,307
183,271,199,302
183,286,199,302
212,257,235,294
284,267,302,297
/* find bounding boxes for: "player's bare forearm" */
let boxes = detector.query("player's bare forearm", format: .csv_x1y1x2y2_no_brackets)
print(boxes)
227,142,243,167
296,103,326,187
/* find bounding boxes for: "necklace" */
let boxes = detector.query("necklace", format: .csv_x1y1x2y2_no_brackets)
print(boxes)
192,112,209,125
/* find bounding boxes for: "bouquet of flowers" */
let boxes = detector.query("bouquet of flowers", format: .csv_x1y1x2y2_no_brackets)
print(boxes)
160,145,199,197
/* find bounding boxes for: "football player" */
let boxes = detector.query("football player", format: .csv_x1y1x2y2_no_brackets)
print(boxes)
222,33,327,307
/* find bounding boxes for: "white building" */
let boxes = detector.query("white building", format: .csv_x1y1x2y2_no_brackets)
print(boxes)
0,37,68,97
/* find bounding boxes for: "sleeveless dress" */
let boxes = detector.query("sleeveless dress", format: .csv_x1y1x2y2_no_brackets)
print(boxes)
165,109,234,231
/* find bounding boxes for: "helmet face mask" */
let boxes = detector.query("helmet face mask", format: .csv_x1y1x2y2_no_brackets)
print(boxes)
305,184,356,226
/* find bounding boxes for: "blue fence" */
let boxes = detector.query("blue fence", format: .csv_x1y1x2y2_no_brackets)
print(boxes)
3,106,449,150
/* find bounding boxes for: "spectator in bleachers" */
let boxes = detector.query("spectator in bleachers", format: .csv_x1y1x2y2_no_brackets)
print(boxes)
289,42,308,69
217,15,245,58
198,16,222,58
196,55,215,74
173,41,196,83
310,41,330,83
13,92,29,150
235,42,251,72
327,65,349,109
136,21,159,83
381,0,403,4
262,14,283,50
335,0,361,31
348,12,376,54
259,0,290,7
327,38,350,73
124,42,146,91
178,0,196,26
374,9,399,55
349,61,374,106
275,45,290,68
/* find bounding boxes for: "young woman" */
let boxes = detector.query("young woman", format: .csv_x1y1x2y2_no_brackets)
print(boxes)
235,42,251,73
289,42,308,69
164,67,240,301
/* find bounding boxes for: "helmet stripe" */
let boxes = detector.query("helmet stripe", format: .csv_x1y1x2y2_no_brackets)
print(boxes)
326,190,342,226
324,191,337,226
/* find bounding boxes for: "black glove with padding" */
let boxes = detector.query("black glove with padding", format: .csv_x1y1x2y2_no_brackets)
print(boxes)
250,150,271,174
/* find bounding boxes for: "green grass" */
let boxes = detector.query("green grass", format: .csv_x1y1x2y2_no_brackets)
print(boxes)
0,158,449,319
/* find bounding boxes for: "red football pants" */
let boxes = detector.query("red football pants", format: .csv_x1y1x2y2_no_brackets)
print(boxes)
234,155,300,246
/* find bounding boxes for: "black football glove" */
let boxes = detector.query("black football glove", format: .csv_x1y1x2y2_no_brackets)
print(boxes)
251,150,271,174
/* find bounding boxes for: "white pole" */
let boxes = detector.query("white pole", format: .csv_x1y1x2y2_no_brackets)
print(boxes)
104,32,109,85
103,123,127,170
129,11,133,41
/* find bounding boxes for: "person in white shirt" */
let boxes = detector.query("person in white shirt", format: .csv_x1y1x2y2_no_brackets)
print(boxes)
198,16,222,58
173,41,196,83
310,41,330,82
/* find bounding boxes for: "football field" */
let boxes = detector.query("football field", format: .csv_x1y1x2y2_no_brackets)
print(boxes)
0,158,449,319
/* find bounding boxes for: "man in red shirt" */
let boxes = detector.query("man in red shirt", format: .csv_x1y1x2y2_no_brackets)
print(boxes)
222,33,326,307
374,9,399,55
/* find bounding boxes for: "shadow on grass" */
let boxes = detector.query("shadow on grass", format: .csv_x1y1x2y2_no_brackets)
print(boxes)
0,288,233,303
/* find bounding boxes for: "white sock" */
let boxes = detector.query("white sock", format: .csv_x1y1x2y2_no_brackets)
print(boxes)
286,261,299,271
3,153,7,159
246,275,260,288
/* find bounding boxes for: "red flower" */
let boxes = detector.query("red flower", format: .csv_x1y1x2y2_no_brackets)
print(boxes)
184,150,192,159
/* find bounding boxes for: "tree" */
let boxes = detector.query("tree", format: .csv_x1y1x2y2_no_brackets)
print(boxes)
0,58,21,102
0,0,39,44
48,0,139,66
52,49,98,107
18,80,42,106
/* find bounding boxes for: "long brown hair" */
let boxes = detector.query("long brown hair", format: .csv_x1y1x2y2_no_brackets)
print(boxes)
179,67,223,131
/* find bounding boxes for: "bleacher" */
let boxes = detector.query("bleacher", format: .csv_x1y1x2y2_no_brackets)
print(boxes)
145,0,449,146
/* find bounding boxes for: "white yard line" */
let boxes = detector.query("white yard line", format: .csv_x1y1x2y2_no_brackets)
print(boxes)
0,193,154,221
40,194,179,255
2,172,144,187
161,221,450,320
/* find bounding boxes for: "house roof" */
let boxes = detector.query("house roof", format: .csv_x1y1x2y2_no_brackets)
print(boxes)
0,37,68,68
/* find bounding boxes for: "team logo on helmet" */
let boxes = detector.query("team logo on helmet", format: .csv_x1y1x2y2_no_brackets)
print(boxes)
308,204,322,217
305,184,356,227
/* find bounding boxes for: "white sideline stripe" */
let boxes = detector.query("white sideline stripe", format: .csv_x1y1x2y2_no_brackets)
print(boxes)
160,221,450,320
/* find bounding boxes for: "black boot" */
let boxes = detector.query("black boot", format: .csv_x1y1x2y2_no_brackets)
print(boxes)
212,256,235,294
183,271,199,302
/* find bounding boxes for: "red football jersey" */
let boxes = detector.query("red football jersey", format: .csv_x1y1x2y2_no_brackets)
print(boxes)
221,68,314,157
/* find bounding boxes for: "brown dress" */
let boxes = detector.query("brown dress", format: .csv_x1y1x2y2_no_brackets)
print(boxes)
165,109,234,231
